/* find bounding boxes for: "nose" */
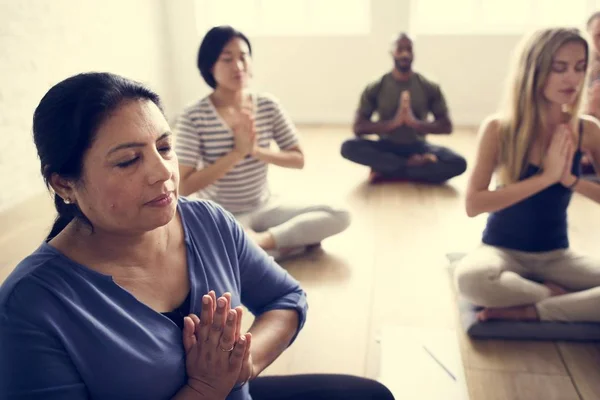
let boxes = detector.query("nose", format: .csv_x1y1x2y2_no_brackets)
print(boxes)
147,151,173,186
235,60,245,72
565,68,582,86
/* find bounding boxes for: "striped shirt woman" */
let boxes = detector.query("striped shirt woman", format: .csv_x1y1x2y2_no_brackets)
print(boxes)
174,26,351,262
175,93,298,214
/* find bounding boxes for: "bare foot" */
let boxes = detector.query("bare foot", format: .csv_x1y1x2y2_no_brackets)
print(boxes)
406,153,438,166
368,169,383,182
543,281,570,296
477,305,539,322
244,228,276,250
422,153,438,163
244,228,259,241
406,154,426,166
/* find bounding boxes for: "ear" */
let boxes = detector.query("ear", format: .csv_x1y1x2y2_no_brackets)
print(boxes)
49,173,77,204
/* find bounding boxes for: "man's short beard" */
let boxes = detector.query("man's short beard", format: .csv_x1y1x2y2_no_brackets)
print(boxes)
395,60,411,73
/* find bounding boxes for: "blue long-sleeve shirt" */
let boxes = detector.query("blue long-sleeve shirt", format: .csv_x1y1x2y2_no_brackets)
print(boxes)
0,198,308,399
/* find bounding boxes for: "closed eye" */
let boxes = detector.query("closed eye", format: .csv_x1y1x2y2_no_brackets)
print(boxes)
117,157,139,168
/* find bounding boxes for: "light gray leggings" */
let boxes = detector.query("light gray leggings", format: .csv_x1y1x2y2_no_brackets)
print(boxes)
454,244,600,322
234,196,351,258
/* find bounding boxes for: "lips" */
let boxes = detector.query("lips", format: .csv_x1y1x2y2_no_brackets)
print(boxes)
560,88,576,94
145,192,173,205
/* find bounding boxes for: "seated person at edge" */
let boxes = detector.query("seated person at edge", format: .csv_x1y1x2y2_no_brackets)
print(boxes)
175,26,350,260
0,72,394,400
454,28,600,323
585,11,600,119
340,32,467,184
583,12,600,175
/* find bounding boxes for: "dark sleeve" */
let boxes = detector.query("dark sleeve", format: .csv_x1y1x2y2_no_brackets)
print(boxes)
357,80,381,120
427,82,449,119
214,204,308,345
0,290,88,399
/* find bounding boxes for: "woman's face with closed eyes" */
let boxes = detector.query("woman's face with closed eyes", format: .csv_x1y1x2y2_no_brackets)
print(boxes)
543,41,588,105
56,99,180,235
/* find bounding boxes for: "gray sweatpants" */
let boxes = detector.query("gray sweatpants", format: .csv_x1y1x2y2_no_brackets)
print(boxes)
234,196,351,259
454,244,600,322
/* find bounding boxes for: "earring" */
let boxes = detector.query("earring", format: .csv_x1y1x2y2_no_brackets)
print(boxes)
64,197,71,204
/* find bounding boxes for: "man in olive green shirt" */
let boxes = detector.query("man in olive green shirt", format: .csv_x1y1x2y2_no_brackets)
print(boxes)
341,33,467,183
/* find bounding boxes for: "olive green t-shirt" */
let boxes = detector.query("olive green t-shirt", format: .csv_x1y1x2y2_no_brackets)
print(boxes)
357,72,449,144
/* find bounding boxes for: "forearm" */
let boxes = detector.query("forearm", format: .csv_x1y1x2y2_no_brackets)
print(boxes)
572,177,600,203
179,151,244,196
353,120,395,136
247,309,299,377
466,174,554,217
410,119,452,135
254,148,304,169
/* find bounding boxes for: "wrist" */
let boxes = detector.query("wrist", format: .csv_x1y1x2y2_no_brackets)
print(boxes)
249,362,257,380
539,172,557,186
232,363,255,392
230,149,246,160
566,175,579,189
252,146,264,159
407,119,420,130
386,120,400,131
185,381,223,400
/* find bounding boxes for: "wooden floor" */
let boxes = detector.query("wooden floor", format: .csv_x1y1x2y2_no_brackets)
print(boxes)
2,126,600,399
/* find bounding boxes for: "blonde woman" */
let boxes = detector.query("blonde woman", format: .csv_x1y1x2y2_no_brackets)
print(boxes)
454,28,600,322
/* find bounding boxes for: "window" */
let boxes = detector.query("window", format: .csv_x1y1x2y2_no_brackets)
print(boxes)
194,0,371,37
410,0,600,35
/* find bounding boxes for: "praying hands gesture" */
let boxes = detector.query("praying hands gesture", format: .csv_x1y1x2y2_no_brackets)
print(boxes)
391,90,418,128
182,291,254,399
542,124,577,187
558,126,578,188
232,108,257,157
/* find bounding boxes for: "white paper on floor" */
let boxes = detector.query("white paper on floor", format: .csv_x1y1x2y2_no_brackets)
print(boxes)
377,326,470,400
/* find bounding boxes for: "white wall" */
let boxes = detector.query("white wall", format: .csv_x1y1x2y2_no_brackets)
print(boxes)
0,0,552,212
164,0,522,126
0,0,173,212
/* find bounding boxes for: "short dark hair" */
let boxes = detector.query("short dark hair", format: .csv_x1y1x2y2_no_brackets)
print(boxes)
33,72,164,240
197,25,252,88
395,32,412,43
587,12,600,29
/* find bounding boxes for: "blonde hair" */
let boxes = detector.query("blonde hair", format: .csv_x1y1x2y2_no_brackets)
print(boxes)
497,28,589,184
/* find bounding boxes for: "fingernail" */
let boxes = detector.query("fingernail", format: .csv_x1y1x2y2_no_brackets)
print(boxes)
228,311,235,321
239,336,246,343
202,296,209,304
218,298,226,309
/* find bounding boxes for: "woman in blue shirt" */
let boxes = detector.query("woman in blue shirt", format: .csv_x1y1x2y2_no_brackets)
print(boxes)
0,72,393,400
455,28,600,323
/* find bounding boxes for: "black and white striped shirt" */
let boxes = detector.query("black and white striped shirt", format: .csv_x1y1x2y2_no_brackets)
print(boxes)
174,93,299,213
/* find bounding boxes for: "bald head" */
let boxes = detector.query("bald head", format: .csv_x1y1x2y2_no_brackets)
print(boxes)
394,32,412,43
